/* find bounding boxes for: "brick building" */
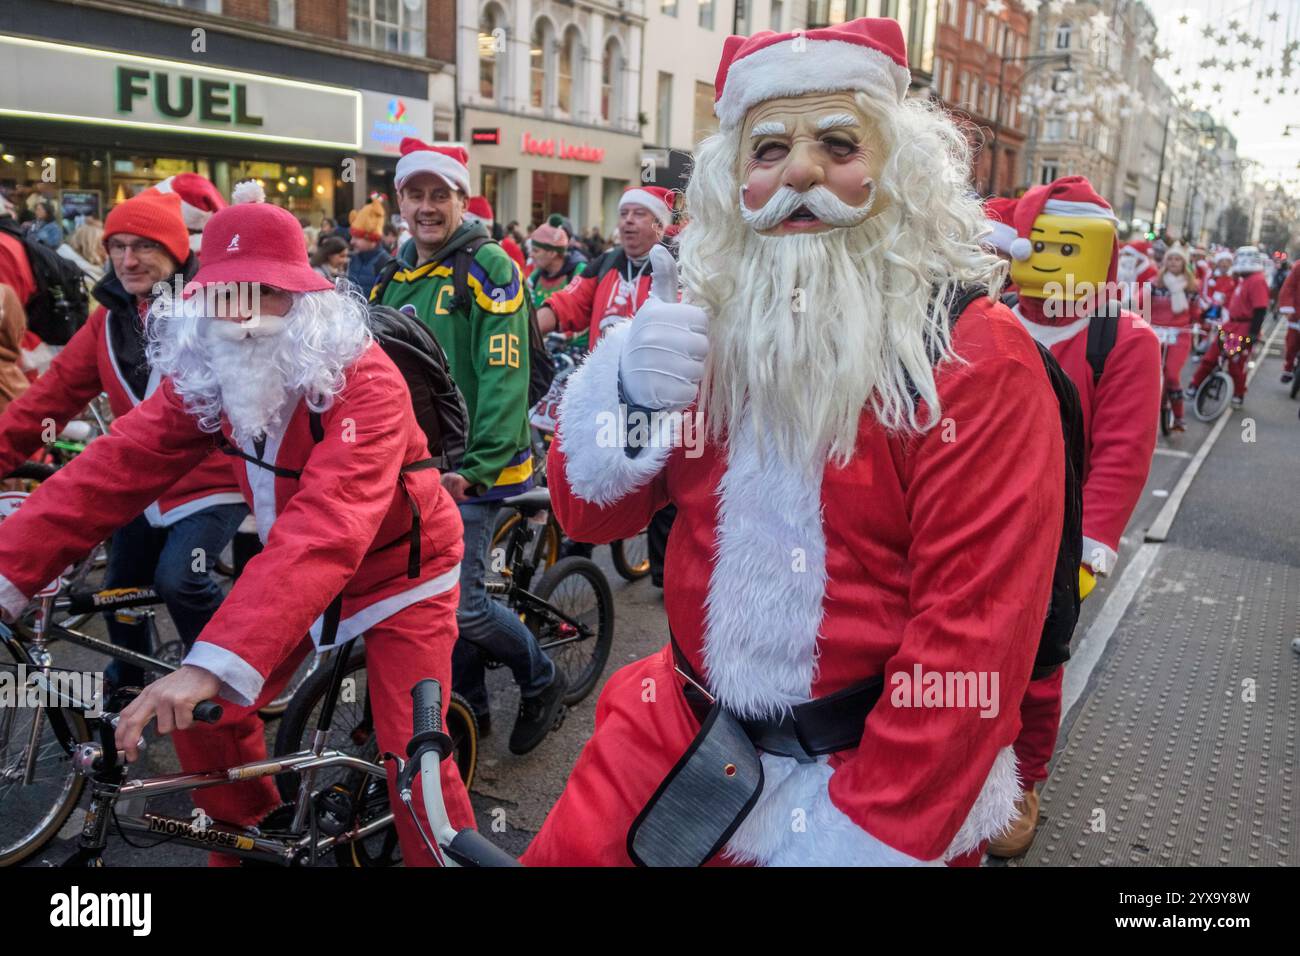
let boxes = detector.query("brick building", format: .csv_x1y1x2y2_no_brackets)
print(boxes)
925,0,1033,198
0,0,459,224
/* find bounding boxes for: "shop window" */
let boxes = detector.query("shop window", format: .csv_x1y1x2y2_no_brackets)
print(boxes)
348,0,426,59
656,73,673,146
531,171,572,228
479,5,507,103
602,37,624,125
558,26,582,117
531,19,556,111
694,80,718,143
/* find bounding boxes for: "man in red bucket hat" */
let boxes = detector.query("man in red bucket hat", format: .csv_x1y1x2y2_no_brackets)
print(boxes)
0,189,475,865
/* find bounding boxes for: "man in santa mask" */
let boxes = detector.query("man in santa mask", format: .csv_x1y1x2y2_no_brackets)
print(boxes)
0,197,474,864
522,17,1065,866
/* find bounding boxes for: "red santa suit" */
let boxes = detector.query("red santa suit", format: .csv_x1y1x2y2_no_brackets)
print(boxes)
542,187,676,350
1201,267,1237,324
521,299,1065,866
1007,297,1159,784
1117,241,1158,313
0,345,475,862
1190,269,1270,398
1148,268,1196,420
0,302,242,524
1278,264,1299,375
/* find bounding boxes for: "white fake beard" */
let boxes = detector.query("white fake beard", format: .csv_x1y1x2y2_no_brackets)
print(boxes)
1117,258,1139,284
701,213,898,468
149,290,372,447
205,318,296,446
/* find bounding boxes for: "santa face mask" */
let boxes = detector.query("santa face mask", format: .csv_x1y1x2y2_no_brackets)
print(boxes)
736,91,886,236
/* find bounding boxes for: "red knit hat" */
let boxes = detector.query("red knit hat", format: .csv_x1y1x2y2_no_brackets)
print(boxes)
104,190,191,265
619,186,675,226
713,17,911,129
191,195,331,293
983,197,1018,254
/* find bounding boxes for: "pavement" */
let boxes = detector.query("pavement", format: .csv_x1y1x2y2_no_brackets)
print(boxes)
16,316,1297,867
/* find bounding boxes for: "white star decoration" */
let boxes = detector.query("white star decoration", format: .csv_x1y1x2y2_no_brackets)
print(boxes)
984,0,1006,16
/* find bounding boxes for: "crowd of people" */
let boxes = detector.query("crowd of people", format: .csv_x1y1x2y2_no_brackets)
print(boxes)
0,13,1295,869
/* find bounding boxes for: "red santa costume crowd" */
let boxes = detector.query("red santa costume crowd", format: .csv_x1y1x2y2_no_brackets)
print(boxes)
1188,246,1272,406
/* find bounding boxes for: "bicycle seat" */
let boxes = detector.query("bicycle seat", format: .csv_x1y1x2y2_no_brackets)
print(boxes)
501,487,552,516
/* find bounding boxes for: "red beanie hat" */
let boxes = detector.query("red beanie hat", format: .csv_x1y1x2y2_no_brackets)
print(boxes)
104,190,191,265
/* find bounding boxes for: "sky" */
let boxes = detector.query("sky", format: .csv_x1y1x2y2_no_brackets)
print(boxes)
1145,0,1300,188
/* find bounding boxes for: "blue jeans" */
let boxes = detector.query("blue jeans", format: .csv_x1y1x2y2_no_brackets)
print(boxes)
452,501,554,716
103,504,248,688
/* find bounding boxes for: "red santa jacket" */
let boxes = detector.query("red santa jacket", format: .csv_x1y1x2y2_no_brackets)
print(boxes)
1148,272,1195,328
0,345,463,707
1202,271,1236,313
542,247,661,350
1279,265,1299,326
1014,299,1160,574
0,301,243,526
542,299,1063,863
1227,270,1270,323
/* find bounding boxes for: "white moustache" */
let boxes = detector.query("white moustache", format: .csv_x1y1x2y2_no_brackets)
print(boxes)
204,315,288,342
738,183,877,232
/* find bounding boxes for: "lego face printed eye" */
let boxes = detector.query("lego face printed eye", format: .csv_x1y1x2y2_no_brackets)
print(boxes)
1061,244,1075,256
1033,240,1046,253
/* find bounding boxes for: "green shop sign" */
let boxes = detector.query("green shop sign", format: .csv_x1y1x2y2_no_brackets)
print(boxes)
116,67,264,127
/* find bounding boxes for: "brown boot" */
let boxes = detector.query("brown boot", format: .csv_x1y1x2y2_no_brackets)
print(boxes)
986,787,1040,859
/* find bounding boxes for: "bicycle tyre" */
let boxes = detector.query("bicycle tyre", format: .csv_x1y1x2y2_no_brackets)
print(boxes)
1193,370,1233,421
274,647,480,863
1290,373,1300,401
610,533,651,581
1159,394,1173,437
4,462,57,483
0,651,86,867
527,556,615,706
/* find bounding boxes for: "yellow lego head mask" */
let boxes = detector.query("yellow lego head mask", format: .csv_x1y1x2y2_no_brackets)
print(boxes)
1006,176,1118,303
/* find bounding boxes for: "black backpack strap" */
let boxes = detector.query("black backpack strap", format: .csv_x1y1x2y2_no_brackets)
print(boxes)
216,435,304,480
318,593,344,648
593,248,625,283
308,411,324,443
369,256,404,303
449,237,492,313
1086,307,1119,385
905,285,990,403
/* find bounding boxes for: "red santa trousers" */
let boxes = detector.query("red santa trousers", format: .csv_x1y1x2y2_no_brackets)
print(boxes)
1159,330,1192,420
1189,321,1253,398
171,589,475,866
1284,326,1299,374
1012,668,1064,789
522,646,988,868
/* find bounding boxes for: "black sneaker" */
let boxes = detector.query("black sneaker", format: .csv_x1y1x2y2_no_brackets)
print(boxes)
475,711,492,738
1282,371,1294,384
509,670,568,755
1231,395,1244,408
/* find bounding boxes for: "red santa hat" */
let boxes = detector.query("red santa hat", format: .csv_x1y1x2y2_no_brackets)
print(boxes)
395,138,471,196
191,181,331,293
1008,176,1118,264
619,185,675,226
466,195,494,224
713,17,911,130
153,173,226,233
982,197,1018,255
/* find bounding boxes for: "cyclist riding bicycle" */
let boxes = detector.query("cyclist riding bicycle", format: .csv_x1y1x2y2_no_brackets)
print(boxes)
1188,246,1271,409
372,140,566,754
1149,243,1199,432
0,190,246,690
0,195,475,865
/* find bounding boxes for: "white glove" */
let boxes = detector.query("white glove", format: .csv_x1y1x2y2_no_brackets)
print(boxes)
618,245,709,412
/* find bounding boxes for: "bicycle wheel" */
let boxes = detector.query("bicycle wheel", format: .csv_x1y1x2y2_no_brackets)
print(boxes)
527,556,615,706
1159,393,1174,437
0,654,87,866
490,508,560,584
1193,370,1233,421
274,647,479,866
1290,372,1300,401
610,533,651,581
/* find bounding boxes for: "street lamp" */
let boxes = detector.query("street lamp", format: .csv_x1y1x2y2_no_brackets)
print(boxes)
988,51,1073,197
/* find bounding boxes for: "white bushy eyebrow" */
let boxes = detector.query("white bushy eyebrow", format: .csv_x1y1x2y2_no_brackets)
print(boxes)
817,113,859,131
750,120,786,138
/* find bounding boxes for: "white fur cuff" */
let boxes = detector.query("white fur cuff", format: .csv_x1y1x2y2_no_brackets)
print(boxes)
770,783,937,867
1082,536,1119,576
556,322,675,507
184,641,264,708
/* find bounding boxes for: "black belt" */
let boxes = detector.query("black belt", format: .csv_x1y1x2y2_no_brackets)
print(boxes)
671,638,883,764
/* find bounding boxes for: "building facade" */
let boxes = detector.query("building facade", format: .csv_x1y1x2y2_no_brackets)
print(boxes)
459,0,646,235
0,0,456,226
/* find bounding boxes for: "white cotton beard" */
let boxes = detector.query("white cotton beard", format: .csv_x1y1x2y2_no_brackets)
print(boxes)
148,289,372,446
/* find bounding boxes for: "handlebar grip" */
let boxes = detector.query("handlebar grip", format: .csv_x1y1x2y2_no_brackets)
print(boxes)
411,679,443,737
193,700,223,724
446,829,522,868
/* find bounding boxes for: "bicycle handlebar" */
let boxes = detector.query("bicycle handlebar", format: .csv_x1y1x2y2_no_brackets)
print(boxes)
193,700,224,724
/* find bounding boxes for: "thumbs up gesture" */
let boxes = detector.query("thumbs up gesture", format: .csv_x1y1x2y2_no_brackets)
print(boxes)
618,245,709,412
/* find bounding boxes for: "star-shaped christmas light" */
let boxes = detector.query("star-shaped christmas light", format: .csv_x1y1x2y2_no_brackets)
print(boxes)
1201,24,1215,39
1268,12,1279,23
984,0,1006,15
1178,13,1189,26
1211,83,1222,93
